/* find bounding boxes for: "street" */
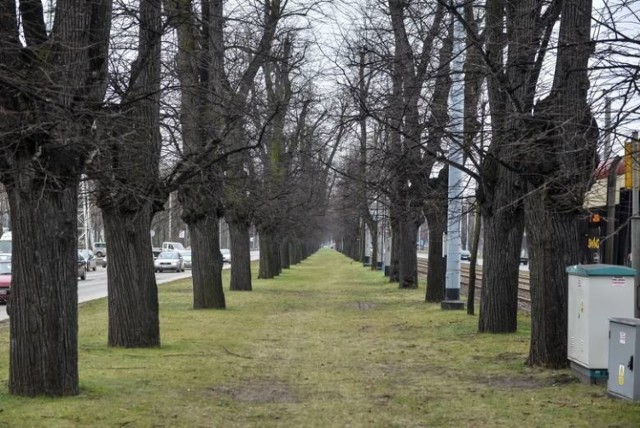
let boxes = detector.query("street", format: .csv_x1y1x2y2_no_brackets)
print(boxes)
0,251,259,323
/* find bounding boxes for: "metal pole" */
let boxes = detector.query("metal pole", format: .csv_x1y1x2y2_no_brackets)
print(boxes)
83,179,90,252
631,131,640,318
168,192,172,240
442,3,465,310
605,156,622,264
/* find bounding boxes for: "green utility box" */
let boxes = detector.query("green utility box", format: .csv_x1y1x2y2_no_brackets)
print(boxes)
566,264,636,383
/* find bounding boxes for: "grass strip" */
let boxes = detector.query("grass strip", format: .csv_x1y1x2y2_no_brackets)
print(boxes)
0,248,638,427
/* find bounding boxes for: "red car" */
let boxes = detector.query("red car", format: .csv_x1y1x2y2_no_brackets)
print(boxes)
0,259,11,304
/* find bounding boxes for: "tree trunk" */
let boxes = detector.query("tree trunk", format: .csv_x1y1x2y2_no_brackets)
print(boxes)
467,206,482,315
526,199,576,367
290,240,302,265
258,229,280,278
389,217,400,282
368,222,379,271
398,218,419,289
189,215,225,309
8,184,79,396
229,219,252,291
104,205,159,347
523,0,597,366
478,169,524,333
280,237,291,269
425,210,446,302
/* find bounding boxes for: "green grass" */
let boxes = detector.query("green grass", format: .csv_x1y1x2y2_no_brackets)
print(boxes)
0,249,638,427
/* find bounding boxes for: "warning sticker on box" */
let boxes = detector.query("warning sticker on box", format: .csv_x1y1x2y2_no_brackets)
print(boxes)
611,276,627,287
620,331,627,344
619,364,625,385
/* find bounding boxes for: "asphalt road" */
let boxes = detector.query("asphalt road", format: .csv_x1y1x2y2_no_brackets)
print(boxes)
0,251,259,323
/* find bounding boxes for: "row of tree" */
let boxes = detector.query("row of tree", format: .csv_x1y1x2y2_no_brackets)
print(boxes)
329,0,639,369
1,0,639,397
0,0,336,396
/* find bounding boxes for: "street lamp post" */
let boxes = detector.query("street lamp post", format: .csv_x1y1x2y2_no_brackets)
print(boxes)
442,3,465,310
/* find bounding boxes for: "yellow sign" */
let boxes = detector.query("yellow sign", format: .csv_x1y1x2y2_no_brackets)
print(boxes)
587,237,600,249
619,364,625,385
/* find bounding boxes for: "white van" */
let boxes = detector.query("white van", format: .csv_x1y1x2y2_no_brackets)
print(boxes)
93,241,107,257
162,241,185,251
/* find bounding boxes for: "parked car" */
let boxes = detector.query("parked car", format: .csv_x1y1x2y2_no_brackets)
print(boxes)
154,251,185,272
220,248,231,264
79,249,97,271
179,250,192,269
0,259,11,304
93,241,107,257
460,250,471,261
78,254,86,280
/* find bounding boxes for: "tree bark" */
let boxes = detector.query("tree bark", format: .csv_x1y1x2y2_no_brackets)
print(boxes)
8,184,80,396
280,237,291,269
398,218,419,289
389,215,400,282
478,170,524,333
467,205,482,315
189,214,225,309
229,219,252,291
425,207,446,302
369,223,379,271
104,205,159,347
526,198,576,367
258,228,280,278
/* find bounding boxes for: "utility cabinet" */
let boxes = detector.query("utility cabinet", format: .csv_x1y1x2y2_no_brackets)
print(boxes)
608,318,640,401
566,264,636,383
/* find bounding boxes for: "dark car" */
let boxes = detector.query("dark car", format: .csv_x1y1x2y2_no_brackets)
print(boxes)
78,254,87,280
79,249,97,271
0,259,11,304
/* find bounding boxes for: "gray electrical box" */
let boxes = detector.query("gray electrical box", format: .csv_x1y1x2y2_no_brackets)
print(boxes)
608,317,640,401
566,264,636,383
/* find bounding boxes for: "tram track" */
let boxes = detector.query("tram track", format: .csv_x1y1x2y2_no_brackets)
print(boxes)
416,259,532,311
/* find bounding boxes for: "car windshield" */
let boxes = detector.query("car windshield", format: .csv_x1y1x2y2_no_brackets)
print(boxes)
158,252,179,259
79,250,92,259
0,261,10,275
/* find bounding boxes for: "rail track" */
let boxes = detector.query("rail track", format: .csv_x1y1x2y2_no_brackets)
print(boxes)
416,259,532,309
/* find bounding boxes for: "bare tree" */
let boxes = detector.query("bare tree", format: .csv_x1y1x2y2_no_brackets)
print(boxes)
0,0,112,396
523,0,598,367
89,0,165,348
476,0,561,333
